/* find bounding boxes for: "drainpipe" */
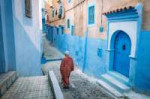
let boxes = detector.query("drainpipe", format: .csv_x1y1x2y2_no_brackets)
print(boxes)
82,0,88,72
82,28,88,72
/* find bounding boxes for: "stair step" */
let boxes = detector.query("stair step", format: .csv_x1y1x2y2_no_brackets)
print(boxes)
101,74,130,93
108,71,129,86
96,79,123,98
0,71,17,97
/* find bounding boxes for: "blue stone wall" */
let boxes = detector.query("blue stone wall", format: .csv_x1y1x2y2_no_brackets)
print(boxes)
46,26,107,78
134,31,150,93
4,0,16,71
0,7,5,73
84,38,107,78
12,0,42,76
0,0,16,73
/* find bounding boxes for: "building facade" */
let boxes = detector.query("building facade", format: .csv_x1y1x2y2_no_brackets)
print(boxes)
0,0,43,76
45,0,150,94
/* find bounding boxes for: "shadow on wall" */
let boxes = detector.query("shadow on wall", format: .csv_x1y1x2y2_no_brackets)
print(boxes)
0,6,5,73
0,0,16,73
4,0,16,71
13,15,42,77
12,0,42,76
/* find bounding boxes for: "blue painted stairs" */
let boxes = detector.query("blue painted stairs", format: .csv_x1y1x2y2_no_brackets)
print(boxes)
97,71,131,98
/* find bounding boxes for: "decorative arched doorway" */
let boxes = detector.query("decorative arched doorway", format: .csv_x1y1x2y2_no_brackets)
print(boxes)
113,31,131,77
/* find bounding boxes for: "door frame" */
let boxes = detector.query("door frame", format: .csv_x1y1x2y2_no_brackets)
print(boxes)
104,3,143,87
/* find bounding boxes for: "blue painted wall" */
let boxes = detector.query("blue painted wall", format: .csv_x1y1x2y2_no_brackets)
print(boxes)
0,0,16,73
46,27,107,78
4,0,16,71
84,38,107,78
12,0,42,76
134,31,150,93
0,6,5,73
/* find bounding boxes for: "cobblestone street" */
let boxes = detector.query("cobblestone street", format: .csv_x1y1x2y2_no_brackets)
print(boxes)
42,61,115,99
1,76,53,99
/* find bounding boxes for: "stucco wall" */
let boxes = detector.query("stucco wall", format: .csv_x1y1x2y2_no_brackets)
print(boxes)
0,0,16,73
142,0,150,30
134,31,150,93
0,5,5,73
46,0,150,39
12,0,42,76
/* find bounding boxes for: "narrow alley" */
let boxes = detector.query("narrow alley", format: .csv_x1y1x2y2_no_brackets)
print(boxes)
0,0,150,99
42,35,115,99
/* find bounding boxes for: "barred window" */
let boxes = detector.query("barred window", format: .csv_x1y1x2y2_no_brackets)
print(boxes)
25,0,32,18
88,6,95,24
52,10,55,17
58,6,63,18
67,19,70,29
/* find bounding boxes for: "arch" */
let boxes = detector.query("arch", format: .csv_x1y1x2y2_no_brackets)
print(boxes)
110,30,132,50
111,30,132,77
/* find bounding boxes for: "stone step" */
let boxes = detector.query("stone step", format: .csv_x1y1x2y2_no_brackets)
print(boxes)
0,71,17,97
100,73,130,93
96,79,123,98
108,71,130,86
48,71,64,99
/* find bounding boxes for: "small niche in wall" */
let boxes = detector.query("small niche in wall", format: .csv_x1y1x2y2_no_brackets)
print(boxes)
75,51,79,56
99,25,104,33
97,48,102,57
25,0,32,18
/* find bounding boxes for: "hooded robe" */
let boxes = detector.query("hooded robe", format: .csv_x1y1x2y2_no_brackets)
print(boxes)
60,56,74,87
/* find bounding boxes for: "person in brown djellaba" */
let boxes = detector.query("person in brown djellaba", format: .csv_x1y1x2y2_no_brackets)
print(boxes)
60,51,74,89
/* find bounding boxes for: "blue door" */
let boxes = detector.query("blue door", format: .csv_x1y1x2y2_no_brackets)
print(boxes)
113,32,131,77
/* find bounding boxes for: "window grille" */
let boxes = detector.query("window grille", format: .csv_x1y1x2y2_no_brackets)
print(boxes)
88,6,95,24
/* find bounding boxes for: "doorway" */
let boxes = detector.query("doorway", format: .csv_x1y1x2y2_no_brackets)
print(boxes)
113,31,131,77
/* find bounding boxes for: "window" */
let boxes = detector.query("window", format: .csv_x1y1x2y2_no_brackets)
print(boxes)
58,6,63,18
67,19,70,29
68,0,71,3
25,0,32,18
88,5,95,25
52,10,55,17
55,10,57,15
71,25,75,35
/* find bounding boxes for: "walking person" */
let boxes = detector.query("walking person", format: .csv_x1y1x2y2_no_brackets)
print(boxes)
60,51,74,89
